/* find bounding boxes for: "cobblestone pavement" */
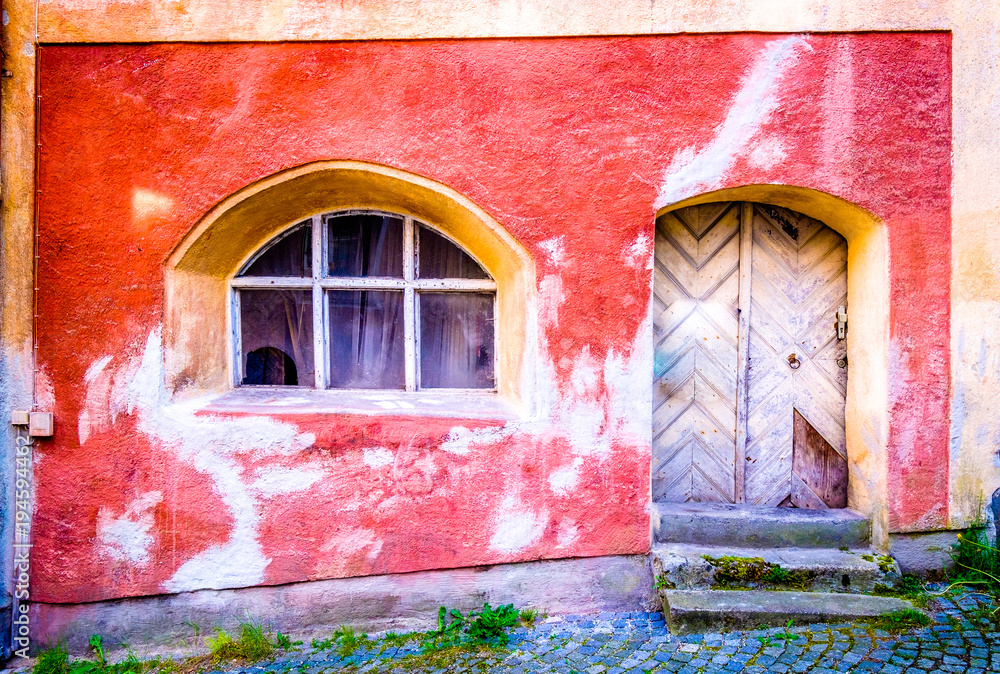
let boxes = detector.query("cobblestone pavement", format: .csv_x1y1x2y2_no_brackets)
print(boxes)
221,589,1000,674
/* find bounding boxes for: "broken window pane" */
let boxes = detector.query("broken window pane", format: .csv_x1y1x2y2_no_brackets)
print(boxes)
241,223,312,277
419,293,494,389
328,290,405,389
417,225,489,279
244,347,298,386
327,214,404,277
240,289,314,385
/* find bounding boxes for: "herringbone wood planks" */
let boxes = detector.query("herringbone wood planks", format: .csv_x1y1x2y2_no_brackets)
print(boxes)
745,204,847,507
653,203,740,503
654,202,848,508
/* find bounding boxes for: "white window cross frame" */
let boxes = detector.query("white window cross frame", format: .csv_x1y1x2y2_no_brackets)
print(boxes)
230,210,499,391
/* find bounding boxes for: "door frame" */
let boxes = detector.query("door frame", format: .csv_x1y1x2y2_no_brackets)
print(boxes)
654,185,890,548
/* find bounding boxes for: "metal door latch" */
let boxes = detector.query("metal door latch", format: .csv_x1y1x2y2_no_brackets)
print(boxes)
837,306,848,340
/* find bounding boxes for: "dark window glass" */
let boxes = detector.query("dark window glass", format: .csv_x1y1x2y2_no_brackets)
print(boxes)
327,214,404,277
240,289,314,385
328,290,405,389
419,293,494,389
417,226,489,279
241,223,311,277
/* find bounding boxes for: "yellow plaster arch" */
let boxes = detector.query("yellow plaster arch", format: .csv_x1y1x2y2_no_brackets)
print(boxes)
165,160,536,404
657,185,891,549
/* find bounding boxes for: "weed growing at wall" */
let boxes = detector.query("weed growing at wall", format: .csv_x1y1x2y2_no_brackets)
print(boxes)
207,623,276,663
952,528,1000,596
33,637,143,674
32,625,302,674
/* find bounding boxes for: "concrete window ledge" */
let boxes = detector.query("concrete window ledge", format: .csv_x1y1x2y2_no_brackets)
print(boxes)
197,388,521,420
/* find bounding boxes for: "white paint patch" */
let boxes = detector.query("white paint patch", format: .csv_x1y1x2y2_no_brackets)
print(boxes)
548,457,584,495
79,355,114,445
251,467,324,496
556,520,580,548
489,495,547,554
440,425,512,455
537,274,566,329
96,491,162,564
85,355,114,383
655,36,811,207
363,447,395,468
747,137,787,170
108,330,316,593
569,347,600,397
625,232,653,270
317,526,385,572
539,236,567,267
434,300,653,469
132,188,175,225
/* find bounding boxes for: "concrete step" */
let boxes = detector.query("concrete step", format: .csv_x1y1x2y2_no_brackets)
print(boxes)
652,501,871,548
661,589,915,635
652,543,899,594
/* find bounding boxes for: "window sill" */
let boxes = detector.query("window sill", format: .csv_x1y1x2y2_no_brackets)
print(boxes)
197,387,520,421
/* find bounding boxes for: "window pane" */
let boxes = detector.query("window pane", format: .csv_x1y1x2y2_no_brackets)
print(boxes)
417,226,489,279
240,289,314,386
241,223,312,277
327,214,404,277
328,290,405,389
419,293,494,389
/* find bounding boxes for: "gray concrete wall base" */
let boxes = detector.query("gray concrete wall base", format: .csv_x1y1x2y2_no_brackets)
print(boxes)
889,530,959,577
28,554,656,657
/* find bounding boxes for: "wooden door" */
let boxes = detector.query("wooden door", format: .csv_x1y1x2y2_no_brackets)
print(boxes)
653,203,741,503
652,202,848,508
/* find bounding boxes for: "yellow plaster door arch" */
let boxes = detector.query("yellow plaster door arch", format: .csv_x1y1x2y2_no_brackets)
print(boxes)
653,201,848,508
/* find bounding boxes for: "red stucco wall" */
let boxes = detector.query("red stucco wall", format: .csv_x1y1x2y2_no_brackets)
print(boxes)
33,33,950,603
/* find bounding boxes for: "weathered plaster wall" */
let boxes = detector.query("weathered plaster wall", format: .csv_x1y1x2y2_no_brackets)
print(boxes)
0,0,38,653
31,34,950,604
17,0,996,529
947,3,1000,529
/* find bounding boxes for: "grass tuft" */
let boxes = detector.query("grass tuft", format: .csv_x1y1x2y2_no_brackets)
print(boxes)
33,638,144,674
862,608,930,633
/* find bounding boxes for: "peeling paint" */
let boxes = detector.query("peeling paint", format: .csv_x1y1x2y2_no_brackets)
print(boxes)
28,34,952,603
655,36,811,207
96,491,162,564
490,496,547,554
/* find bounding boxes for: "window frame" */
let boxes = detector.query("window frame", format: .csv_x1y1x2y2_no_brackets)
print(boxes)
230,209,499,392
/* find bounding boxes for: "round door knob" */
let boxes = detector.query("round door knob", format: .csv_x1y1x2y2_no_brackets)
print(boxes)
787,353,801,370
837,357,848,369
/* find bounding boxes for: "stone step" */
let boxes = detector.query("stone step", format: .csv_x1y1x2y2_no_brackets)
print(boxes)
652,543,899,594
652,501,871,548
661,589,915,635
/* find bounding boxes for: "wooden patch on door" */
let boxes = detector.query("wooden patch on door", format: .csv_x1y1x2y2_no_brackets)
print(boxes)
789,409,848,509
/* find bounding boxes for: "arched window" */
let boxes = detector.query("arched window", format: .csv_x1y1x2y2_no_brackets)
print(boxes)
231,210,497,390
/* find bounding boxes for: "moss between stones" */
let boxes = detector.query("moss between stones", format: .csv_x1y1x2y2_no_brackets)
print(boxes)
702,555,815,591
860,553,896,574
